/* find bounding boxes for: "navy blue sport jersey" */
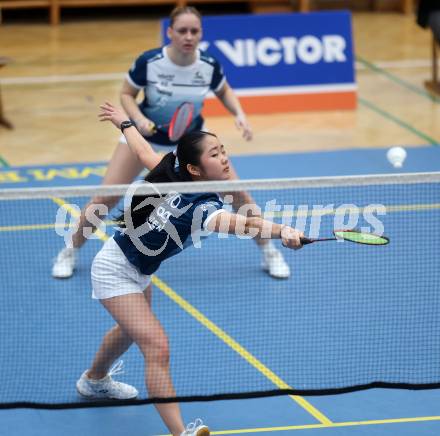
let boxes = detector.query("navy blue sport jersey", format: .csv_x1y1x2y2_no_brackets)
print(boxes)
126,47,226,146
114,191,224,275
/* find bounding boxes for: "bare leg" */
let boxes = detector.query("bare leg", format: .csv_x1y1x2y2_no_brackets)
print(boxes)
223,163,290,278
224,163,269,247
87,286,152,379
86,324,133,379
71,141,144,249
95,285,185,436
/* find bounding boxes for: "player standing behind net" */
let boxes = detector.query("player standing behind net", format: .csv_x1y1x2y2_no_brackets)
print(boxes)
75,102,304,436
52,6,290,280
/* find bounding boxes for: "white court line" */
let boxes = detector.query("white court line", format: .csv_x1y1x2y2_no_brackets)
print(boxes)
356,59,438,70
1,72,124,85
231,83,357,97
1,59,437,86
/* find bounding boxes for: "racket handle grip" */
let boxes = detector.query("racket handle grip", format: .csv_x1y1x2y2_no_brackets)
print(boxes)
300,237,314,245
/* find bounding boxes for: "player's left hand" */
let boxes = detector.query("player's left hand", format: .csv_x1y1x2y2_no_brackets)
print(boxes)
98,102,129,129
235,114,253,141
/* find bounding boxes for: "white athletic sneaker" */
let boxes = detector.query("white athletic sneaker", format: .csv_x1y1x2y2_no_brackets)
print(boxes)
180,419,210,436
76,360,138,400
261,242,290,279
52,247,77,279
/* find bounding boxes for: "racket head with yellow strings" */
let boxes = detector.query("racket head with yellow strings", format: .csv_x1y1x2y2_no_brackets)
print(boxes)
300,229,390,246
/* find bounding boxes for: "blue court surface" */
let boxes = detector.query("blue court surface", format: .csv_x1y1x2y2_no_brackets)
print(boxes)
1,146,440,436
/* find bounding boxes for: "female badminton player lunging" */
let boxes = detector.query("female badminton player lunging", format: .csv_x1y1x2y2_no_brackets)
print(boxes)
76,102,304,436
53,5,291,280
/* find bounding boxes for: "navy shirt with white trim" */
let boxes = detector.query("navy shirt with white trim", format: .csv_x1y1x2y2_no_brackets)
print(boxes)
126,47,226,146
114,192,224,275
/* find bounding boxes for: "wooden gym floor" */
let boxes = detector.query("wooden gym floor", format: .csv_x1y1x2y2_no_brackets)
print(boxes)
0,11,439,167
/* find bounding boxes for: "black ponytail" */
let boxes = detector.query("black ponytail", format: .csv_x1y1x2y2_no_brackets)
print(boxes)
117,131,217,227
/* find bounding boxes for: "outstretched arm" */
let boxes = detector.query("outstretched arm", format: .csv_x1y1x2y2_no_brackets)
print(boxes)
99,102,162,171
215,81,253,141
206,211,303,250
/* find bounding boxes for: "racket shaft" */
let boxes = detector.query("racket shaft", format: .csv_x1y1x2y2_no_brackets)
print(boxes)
300,237,337,244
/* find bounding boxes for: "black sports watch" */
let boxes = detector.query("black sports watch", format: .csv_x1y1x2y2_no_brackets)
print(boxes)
120,120,134,133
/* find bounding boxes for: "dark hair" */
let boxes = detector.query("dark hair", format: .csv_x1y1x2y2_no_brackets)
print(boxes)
117,131,217,227
169,6,202,27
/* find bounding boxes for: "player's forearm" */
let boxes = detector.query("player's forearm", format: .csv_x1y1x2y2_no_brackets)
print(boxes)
217,83,245,117
208,211,302,249
215,213,282,239
243,216,284,239
120,93,145,123
121,126,158,170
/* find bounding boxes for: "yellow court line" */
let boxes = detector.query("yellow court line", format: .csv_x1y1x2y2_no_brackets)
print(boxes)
50,197,109,241
1,202,439,233
156,415,440,435
3,196,438,423
49,197,331,425
0,223,62,232
152,276,332,425
0,220,114,232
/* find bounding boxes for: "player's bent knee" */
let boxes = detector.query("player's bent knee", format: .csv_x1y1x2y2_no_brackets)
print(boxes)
140,335,170,366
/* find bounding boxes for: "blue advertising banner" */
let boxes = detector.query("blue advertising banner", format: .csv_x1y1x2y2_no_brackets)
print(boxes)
161,11,356,114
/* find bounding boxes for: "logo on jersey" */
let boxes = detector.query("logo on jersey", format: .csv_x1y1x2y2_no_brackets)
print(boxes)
192,71,206,85
123,181,192,256
158,73,175,81
155,83,172,97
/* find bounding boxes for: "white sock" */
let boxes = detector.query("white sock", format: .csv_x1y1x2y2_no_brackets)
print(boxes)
63,247,77,254
261,240,276,255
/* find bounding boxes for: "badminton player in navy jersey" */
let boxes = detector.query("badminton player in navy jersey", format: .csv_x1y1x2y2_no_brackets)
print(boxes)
75,102,304,436
52,6,291,280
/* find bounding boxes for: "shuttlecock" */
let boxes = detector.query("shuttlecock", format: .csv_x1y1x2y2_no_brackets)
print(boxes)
386,147,407,168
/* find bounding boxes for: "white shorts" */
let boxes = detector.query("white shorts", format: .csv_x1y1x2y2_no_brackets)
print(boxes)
91,237,151,300
118,133,177,154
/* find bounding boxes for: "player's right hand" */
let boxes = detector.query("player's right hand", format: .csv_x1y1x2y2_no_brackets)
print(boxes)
281,226,304,250
135,117,156,137
235,114,253,141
